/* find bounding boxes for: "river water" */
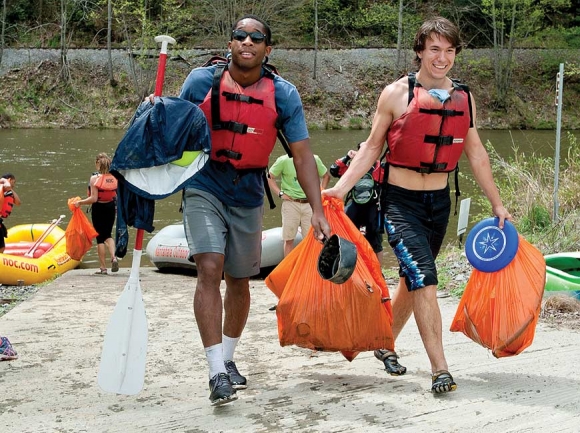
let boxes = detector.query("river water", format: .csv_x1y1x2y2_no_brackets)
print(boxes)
0,128,575,269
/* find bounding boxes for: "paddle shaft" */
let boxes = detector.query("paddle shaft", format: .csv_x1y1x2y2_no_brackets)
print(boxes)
98,35,175,395
42,233,65,255
25,215,65,257
133,36,176,253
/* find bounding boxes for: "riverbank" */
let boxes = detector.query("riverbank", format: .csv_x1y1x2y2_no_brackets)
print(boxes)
1,48,579,130
1,268,579,432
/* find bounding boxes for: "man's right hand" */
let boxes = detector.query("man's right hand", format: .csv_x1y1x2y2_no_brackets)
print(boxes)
311,211,331,244
321,185,348,202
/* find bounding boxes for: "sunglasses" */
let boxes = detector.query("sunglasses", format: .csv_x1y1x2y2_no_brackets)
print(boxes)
231,29,267,44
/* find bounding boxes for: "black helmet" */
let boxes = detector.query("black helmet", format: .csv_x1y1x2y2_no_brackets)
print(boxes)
317,234,358,284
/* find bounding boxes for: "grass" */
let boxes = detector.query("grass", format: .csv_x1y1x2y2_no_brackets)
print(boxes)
411,131,580,298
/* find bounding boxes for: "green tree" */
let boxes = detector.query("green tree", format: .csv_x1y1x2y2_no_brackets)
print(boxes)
58,0,100,81
480,0,570,108
1,0,6,65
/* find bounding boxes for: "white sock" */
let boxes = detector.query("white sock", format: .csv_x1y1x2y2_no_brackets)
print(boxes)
205,343,226,378
222,334,240,362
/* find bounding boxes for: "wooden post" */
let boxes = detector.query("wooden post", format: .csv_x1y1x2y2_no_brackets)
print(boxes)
553,63,564,223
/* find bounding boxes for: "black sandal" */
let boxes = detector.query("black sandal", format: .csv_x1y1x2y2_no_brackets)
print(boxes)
374,349,407,376
431,370,457,394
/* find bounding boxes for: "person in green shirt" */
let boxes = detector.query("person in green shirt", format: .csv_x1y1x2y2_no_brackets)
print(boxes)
268,154,330,257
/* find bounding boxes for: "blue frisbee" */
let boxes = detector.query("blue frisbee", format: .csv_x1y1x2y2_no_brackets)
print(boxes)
465,217,519,273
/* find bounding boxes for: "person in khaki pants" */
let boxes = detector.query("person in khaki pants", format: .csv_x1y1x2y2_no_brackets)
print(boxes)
268,154,330,257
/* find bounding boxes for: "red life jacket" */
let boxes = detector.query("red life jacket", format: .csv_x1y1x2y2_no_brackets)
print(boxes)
94,173,117,202
370,160,385,183
1,191,15,218
386,73,472,173
199,64,279,170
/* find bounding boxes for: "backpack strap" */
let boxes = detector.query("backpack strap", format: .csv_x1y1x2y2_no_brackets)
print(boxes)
408,72,417,105
453,165,460,215
263,171,276,210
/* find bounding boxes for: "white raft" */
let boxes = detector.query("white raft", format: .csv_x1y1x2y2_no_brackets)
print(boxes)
145,224,303,272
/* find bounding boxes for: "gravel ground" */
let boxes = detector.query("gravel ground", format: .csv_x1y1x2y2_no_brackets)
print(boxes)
0,283,39,317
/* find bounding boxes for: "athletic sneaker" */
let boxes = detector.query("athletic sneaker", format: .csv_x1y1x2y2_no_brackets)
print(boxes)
111,259,119,273
209,373,237,406
0,336,18,361
224,360,247,389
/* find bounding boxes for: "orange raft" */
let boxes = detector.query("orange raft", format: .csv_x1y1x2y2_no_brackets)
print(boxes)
0,224,81,286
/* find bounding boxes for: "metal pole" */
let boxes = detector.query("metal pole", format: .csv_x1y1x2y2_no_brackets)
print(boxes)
313,0,318,79
553,63,564,223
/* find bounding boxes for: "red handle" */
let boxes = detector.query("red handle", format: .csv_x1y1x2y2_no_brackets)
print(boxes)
152,35,176,97
134,35,176,252
154,54,168,97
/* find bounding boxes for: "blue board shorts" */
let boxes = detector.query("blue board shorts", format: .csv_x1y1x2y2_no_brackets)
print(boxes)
182,188,264,278
383,184,450,290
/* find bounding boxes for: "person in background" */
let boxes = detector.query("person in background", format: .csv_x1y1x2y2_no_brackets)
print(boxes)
74,153,119,275
0,173,22,254
268,154,330,257
0,176,21,369
323,17,511,394
329,142,385,264
177,15,331,406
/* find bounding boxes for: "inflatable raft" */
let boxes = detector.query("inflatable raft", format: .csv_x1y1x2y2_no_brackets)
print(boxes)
0,224,80,286
146,224,303,272
544,252,580,300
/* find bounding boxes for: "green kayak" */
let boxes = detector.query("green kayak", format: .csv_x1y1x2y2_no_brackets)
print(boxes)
544,252,580,299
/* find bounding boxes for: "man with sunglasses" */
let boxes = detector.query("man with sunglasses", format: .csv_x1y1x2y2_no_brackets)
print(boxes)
179,14,331,406
323,17,511,394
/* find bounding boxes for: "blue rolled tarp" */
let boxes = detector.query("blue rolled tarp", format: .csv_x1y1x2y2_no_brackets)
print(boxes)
111,96,210,257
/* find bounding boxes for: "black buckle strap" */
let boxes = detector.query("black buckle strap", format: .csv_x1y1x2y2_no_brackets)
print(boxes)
222,91,264,105
419,108,464,117
424,135,454,146
216,149,243,160
418,162,448,173
214,121,248,134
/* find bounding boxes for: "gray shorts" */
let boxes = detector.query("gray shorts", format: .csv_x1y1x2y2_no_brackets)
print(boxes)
182,188,264,278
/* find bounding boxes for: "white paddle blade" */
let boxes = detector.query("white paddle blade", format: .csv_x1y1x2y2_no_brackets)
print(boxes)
457,198,471,236
98,250,148,395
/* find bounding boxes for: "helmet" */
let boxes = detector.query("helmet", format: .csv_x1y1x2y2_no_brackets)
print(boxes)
317,234,358,284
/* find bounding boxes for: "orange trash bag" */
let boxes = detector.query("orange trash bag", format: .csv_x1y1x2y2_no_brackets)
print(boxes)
265,196,394,362
450,234,546,358
65,197,99,260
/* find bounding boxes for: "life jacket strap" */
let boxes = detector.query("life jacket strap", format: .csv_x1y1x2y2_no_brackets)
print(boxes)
216,149,243,160
222,91,264,105
419,108,464,117
424,135,454,146
214,120,248,134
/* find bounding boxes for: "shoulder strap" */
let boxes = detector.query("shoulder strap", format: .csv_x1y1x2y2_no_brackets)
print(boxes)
201,55,228,68
211,62,227,130
451,79,473,128
407,72,417,105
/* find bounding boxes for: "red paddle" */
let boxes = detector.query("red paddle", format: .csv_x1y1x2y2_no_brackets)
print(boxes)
97,35,176,395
